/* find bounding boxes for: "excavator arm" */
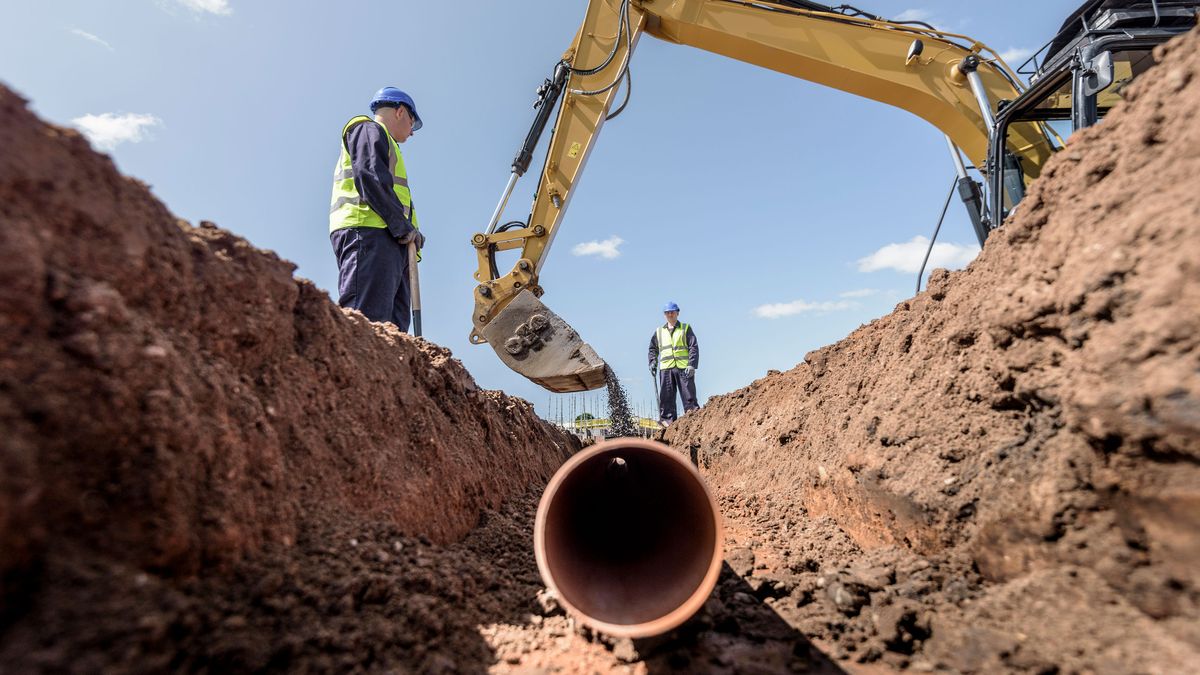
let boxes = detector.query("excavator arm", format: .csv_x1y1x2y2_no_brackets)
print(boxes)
471,0,1057,392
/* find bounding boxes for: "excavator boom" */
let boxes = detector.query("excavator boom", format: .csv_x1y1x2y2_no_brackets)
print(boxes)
471,0,1057,392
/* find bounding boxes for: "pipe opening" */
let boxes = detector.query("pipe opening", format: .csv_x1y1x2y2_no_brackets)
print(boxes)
537,441,721,634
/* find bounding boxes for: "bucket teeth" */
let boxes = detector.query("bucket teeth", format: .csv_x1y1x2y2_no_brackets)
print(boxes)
480,290,607,392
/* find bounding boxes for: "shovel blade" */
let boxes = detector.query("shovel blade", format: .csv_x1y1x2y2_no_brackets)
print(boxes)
480,290,607,392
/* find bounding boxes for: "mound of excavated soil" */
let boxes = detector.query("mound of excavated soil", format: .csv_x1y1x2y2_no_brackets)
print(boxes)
2,22,1197,675
665,26,1200,673
0,79,834,673
0,82,579,668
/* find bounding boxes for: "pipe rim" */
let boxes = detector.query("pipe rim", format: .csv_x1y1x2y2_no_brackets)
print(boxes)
534,438,724,638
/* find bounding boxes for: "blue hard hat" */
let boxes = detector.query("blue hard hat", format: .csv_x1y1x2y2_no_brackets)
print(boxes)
369,87,423,131
663,301,680,312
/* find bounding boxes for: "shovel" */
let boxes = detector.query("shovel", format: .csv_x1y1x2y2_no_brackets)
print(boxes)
407,241,422,337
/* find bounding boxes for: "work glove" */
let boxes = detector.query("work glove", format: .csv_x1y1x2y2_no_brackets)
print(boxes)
685,366,696,377
649,365,658,378
400,229,426,250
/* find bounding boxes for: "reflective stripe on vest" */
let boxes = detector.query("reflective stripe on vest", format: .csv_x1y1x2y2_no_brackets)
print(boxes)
333,166,409,188
329,116,419,235
657,323,690,370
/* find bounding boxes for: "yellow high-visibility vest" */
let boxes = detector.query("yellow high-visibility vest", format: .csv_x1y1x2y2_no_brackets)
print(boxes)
329,116,421,244
657,323,690,370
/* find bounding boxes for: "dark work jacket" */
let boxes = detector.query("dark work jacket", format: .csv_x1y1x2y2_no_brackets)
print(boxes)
343,122,415,240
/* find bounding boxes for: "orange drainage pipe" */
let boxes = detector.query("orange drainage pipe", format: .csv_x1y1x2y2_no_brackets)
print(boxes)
534,438,724,638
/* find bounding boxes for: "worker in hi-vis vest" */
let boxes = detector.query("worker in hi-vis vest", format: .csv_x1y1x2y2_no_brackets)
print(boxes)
648,301,700,426
329,87,425,332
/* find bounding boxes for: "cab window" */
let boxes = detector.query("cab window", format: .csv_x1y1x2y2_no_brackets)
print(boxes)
1094,49,1155,115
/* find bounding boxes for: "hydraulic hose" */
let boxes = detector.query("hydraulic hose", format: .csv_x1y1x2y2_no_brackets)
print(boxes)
570,0,634,96
916,175,960,294
570,0,631,76
606,67,633,121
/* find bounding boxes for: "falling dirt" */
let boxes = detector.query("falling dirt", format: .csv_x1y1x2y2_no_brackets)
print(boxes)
604,365,639,438
1,21,1199,675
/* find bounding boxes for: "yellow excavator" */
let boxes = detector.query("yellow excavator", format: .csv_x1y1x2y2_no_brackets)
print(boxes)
469,0,1198,392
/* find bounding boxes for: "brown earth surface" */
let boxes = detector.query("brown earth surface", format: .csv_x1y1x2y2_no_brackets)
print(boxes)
666,25,1200,675
1,20,1198,675
0,77,581,669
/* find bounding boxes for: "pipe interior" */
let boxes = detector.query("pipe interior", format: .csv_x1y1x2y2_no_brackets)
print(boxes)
541,447,718,627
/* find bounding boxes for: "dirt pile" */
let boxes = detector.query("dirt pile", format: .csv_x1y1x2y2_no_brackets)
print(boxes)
665,26,1200,673
0,78,819,673
0,81,576,643
2,21,1199,675
0,488,552,672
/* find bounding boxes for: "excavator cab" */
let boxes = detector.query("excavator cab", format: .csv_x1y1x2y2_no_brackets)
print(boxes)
987,0,1198,226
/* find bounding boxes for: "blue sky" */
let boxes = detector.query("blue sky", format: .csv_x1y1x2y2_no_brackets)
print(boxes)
1,0,1080,418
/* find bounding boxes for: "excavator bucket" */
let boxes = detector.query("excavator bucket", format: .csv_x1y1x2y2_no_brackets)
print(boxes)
479,290,607,392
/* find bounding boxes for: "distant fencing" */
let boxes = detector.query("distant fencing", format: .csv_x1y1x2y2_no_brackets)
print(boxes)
552,417,661,439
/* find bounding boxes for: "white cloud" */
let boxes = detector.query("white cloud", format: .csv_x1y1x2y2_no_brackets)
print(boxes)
857,236,980,274
177,0,232,15
894,8,933,22
69,28,114,51
840,288,879,298
71,113,163,151
571,236,623,260
1000,47,1035,67
753,299,855,319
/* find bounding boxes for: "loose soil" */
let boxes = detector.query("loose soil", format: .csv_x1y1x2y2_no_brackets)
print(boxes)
0,79,582,670
604,365,639,438
665,26,1200,674
1,22,1198,675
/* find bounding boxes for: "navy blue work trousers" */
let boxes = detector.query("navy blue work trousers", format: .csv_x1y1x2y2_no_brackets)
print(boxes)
330,226,411,332
658,368,699,423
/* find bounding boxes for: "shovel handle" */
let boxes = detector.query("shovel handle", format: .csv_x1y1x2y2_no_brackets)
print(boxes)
407,240,422,337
